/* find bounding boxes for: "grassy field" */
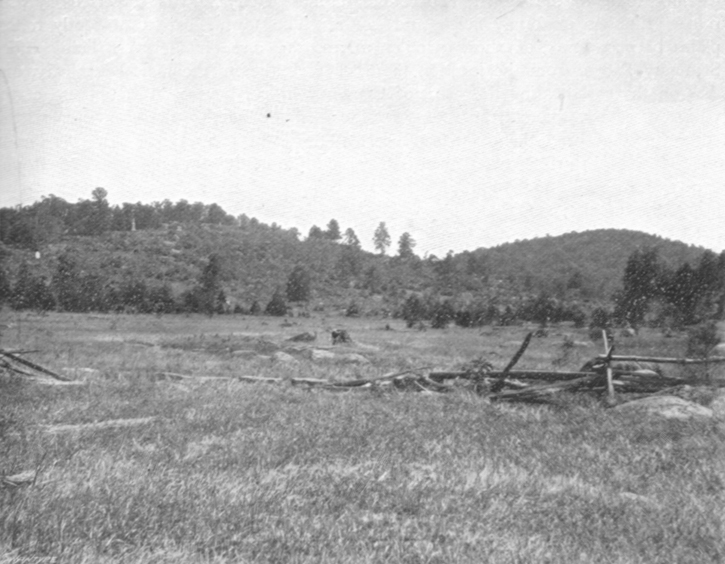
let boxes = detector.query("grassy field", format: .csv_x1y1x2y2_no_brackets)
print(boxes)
1,310,724,563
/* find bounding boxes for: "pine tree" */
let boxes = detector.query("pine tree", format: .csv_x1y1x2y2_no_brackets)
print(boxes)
373,222,391,255
265,289,288,316
286,265,311,302
325,219,342,241
308,225,325,239
397,232,416,259
614,248,662,326
199,254,223,316
343,228,361,248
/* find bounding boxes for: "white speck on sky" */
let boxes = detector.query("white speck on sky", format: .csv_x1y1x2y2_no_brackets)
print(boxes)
1,0,724,255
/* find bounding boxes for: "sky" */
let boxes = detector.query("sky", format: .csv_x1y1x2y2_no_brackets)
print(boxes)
1,0,724,256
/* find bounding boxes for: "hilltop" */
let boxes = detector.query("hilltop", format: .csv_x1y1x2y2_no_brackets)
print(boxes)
470,229,706,301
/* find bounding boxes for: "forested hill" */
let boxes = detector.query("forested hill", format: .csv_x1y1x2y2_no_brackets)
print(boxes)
470,229,707,301
0,193,718,316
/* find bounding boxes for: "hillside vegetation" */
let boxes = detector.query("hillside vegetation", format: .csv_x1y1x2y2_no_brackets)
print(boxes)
1,192,723,328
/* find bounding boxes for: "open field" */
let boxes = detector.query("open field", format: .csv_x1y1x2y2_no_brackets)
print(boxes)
1,311,724,563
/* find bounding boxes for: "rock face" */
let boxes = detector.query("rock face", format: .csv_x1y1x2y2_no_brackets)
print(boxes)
614,396,713,420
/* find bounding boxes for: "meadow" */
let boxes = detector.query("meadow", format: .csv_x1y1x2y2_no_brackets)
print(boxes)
1,311,724,563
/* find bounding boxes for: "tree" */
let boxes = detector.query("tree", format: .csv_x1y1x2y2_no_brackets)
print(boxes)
401,294,426,327
373,222,391,255
614,248,662,326
397,232,416,260
147,283,176,314
343,228,361,249
265,289,288,316
694,250,722,319
88,188,112,235
53,252,83,311
663,263,699,326
325,219,342,241
336,245,363,280
120,278,149,312
308,225,325,240
435,251,457,292
0,258,11,305
286,265,311,302
249,300,262,315
11,262,51,310
199,254,223,315
431,301,455,329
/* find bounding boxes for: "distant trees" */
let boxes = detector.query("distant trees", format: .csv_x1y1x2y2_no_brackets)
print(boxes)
10,262,54,311
325,219,342,241
0,193,241,247
197,254,225,315
265,289,288,316
286,265,311,302
401,295,426,328
53,253,84,312
0,255,11,305
343,228,361,248
397,232,416,260
373,222,391,255
308,225,325,240
430,301,455,329
613,249,661,327
613,247,725,328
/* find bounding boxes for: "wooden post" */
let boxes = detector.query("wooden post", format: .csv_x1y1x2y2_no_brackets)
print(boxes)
602,330,615,404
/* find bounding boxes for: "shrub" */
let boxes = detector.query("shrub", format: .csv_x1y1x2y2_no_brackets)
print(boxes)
589,307,611,329
431,301,455,329
686,321,720,358
345,302,360,317
249,300,262,316
265,290,288,316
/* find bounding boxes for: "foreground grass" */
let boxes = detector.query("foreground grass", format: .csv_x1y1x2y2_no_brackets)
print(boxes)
1,312,723,563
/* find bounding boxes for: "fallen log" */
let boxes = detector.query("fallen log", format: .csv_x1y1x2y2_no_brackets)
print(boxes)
42,417,157,434
595,354,725,365
429,370,597,382
330,367,432,388
290,377,333,386
236,375,283,383
0,350,70,381
489,374,602,402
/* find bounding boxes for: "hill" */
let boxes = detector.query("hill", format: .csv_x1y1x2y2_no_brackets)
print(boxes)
0,194,719,317
0,220,714,317
470,229,707,301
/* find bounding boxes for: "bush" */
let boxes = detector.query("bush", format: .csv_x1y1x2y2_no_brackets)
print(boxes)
401,295,426,328
249,300,262,315
589,307,611,329
345,302,360,317
431,301,455,329
686,321,720,358
265,290,288,316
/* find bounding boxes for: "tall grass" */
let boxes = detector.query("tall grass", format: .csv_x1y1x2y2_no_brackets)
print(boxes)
1,312,723,563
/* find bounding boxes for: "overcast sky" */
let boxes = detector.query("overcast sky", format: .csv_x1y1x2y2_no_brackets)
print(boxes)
1,0,724,256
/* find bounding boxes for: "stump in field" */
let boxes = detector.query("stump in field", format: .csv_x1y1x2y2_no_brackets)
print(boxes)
331,329,352,345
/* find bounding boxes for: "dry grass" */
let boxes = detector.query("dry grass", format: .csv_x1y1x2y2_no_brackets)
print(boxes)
1,311,724,563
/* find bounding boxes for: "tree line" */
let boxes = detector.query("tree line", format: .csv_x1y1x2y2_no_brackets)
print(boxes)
0,189,239,250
